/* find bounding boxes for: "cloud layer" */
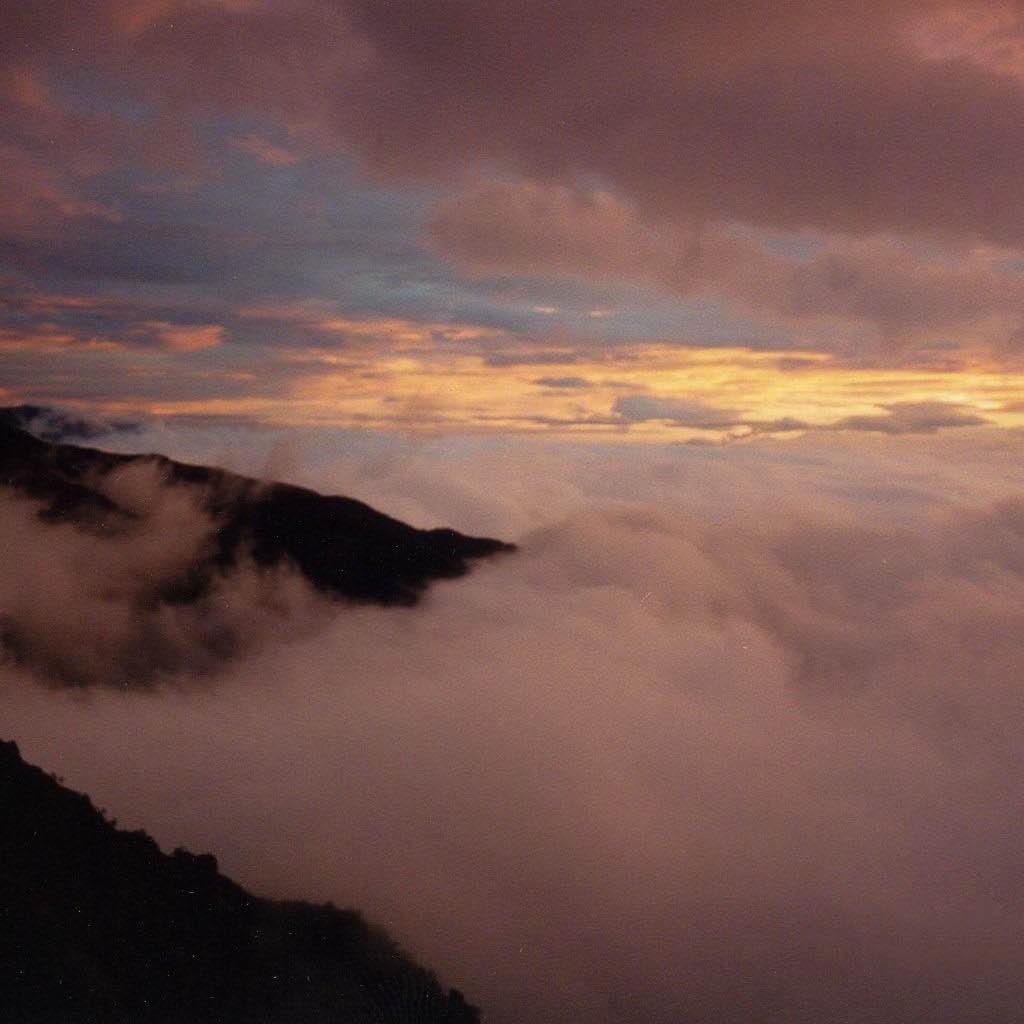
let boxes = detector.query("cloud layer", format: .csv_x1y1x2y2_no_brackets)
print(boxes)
4,430,1024,1022
0,467,330,687
339,0,1024,243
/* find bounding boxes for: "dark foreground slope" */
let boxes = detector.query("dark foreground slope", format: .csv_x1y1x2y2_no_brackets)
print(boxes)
0,415,513,606
0,739,479,1024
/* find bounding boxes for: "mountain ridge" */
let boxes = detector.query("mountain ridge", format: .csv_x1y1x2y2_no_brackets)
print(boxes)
0,414,513,606
0,737,480,1023
0,412,514,685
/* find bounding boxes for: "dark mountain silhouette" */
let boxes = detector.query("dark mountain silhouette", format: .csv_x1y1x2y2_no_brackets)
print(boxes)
0,413,514,686
0,738,480,1023
0,414,513,606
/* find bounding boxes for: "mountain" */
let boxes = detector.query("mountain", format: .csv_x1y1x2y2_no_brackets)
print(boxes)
0,414,513,607
0,738,480,1023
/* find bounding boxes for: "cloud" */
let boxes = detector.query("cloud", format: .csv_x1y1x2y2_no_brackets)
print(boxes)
0,142,123,243
830,400,989,434
11,2,1024,257
745,401,992,437
5,429,1024,1022
483,350,582,367
0,465,332,688
533,376,591,389
612,393,990,437
10,0,1024,380
147,321,226,352
230,133,303,167
428,181,705,284
336,0,1024,246
613,394,740,428
429,179,1024,356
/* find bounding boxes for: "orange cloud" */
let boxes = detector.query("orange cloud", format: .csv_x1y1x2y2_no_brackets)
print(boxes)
0,327,123,352
147,322,225,352
912,2,1024,79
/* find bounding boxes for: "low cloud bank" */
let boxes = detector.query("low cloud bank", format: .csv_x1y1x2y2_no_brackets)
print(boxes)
0,460,331,687
3,431,1024,1022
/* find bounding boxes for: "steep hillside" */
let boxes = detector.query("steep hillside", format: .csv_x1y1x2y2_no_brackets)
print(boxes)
0,739,480,1023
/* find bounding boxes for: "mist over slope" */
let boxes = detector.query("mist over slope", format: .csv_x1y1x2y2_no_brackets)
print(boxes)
4,421,1024,1022
0,738,479,1023
0,415,511,686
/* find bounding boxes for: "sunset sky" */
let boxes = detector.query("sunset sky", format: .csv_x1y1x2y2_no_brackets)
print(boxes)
5,0,1024,441
11,9,1024,1023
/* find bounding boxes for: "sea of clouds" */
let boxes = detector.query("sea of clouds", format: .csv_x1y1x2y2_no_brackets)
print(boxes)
4,424,1024,1023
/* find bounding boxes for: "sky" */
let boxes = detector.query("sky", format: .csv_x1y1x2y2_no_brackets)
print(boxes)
5,0,1024,440
7,6,1024,1023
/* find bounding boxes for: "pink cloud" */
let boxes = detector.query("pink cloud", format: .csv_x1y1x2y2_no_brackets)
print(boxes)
9,1,1024,245
231,133,303,166
430,179,1024,357
0,143,122,240
147,322,225,351
6,434,1024,1023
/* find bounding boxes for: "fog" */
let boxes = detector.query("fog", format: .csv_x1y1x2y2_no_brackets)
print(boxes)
0,459,331,686
4,428,1024,1023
